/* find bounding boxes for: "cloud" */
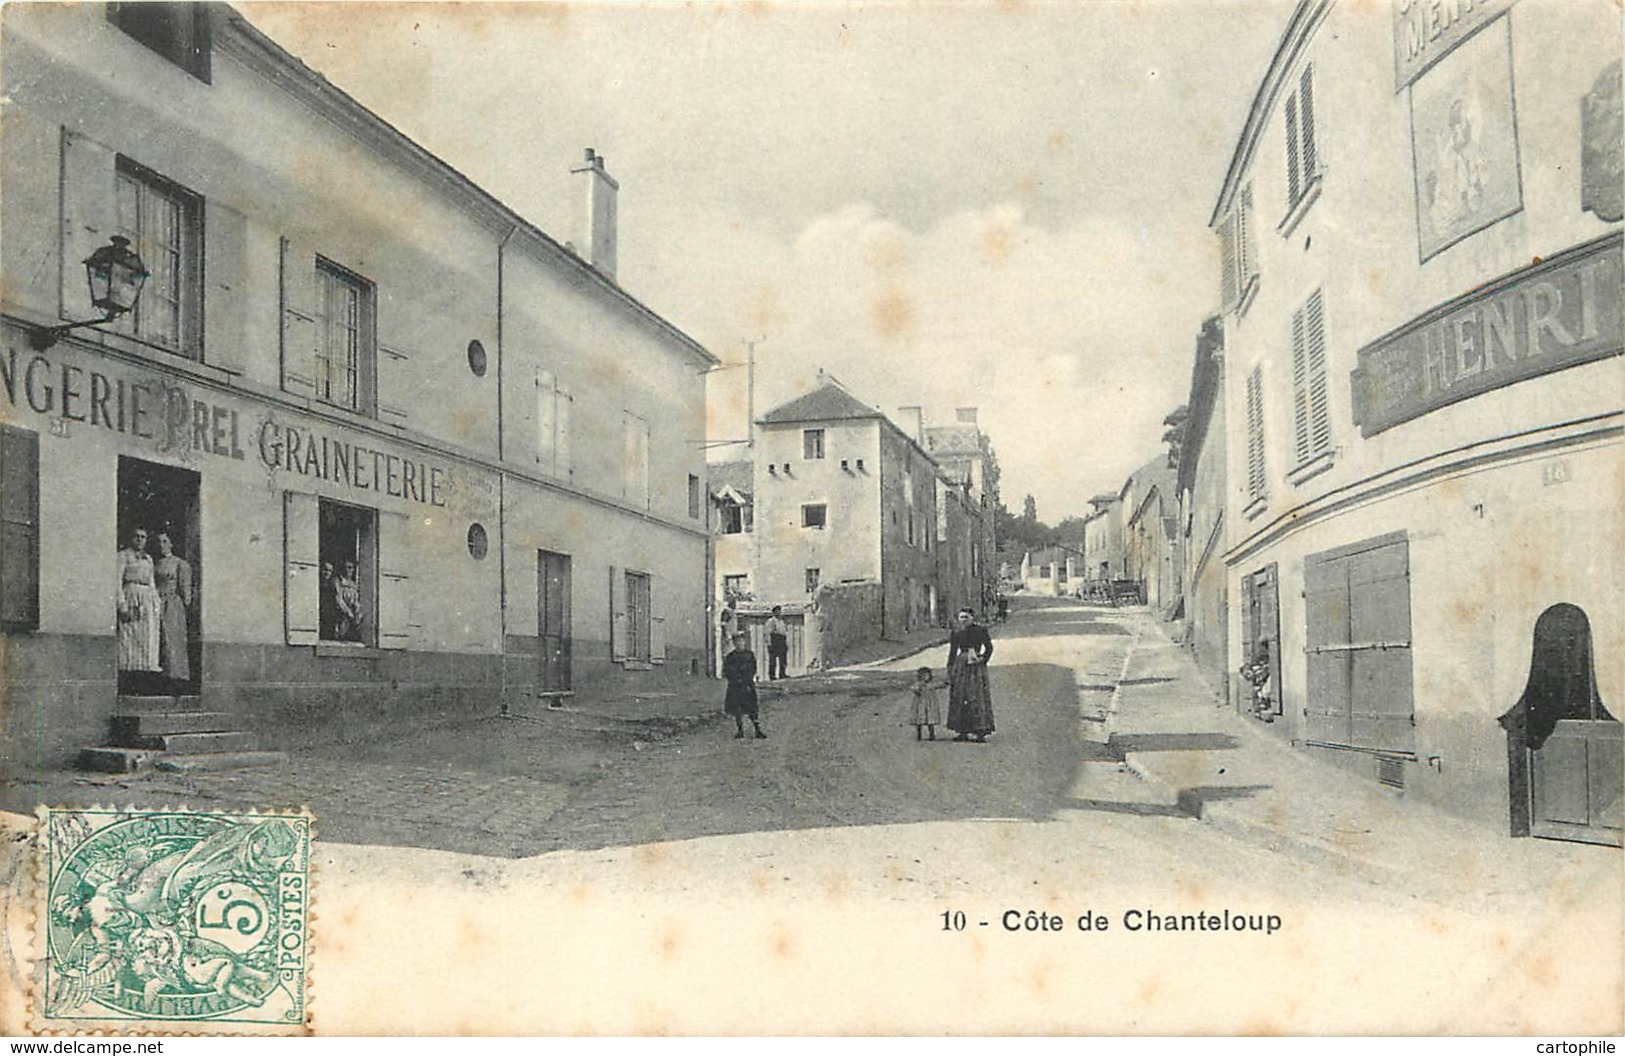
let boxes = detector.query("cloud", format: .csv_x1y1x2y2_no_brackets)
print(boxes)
635,197,1209,520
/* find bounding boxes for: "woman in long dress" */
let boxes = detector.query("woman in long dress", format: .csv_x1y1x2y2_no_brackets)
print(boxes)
946,607,995,743
116,528,162,674
152,531,193,685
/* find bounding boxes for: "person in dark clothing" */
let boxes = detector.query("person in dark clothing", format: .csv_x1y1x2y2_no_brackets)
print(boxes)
722,633,766,740
765,605,790,680
946,607,995,742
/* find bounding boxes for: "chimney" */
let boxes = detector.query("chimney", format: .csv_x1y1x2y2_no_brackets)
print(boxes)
955,407,978,425
570,148,619,281
897,405,924,443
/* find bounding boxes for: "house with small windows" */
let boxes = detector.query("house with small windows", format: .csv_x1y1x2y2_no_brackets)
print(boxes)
1081,493,1124,584
1211,0,1621,843
0,3,716,769
745,378,968,647
1018,545,1082,597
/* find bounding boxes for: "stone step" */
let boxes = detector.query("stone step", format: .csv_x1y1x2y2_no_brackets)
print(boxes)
116,694,207,713
110,712,235,740
124,730,258,754
79,746,287,774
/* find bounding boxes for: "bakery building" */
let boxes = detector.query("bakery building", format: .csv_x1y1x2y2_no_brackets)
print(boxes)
1211,0,1620,842
1,4,715,768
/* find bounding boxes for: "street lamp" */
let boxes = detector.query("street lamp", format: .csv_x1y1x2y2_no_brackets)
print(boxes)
30,235,149,350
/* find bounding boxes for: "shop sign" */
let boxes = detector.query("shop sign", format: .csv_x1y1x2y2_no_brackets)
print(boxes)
255,418,450,507
1351,234,1623,437
1393,0,1515,91
0,345,246,460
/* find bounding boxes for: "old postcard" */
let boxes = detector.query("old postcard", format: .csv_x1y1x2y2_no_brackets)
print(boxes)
1,0,1621,1037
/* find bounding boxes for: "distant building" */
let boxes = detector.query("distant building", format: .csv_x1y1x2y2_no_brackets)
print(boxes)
1081,492,1124,582
1176,316,1228,695
1211,0,1621,842
1121,456,1181,616
1020,545,1082,596
922,407,998,615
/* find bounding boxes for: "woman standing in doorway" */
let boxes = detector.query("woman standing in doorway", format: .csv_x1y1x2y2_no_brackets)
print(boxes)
946,607,995,743
116,528,162,678
153,531,193,687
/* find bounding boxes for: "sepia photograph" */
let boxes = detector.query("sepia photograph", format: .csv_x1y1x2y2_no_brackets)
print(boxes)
0,0,1621,1038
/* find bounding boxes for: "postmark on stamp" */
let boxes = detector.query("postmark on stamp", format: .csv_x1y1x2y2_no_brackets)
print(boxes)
33,807,313,1035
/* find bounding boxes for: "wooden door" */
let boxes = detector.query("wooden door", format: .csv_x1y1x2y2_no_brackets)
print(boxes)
1532,721,1623,846
538,551,572,692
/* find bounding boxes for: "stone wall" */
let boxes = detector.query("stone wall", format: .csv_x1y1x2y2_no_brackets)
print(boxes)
809,581,883,668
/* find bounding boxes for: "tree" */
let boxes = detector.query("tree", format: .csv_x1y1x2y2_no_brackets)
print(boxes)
1022,494,1038,522
1162,404,1189,470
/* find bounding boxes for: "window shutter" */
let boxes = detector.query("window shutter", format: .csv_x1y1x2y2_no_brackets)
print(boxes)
376,510,412,650
1284,94,1302,205
1239,185,1257,286
202,200,249,375
279,237,319,399
283,491,320,645
1299,67,1317,181
609,564,627,661
650,597,667,665
0,427,40,629
59,129,118,322
1305,291,1330,456
1245,368,1266,500
536,367,556,470
1291,304,1311,465
1218,213,1239,312
556,387,574,479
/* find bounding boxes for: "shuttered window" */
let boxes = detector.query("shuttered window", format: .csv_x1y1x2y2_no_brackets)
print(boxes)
1217,185,1259,314
314,259,375,414
1284,65,1320,210
114,158,201,356
535,369,574,479
0,426,40,629
1290,290,1331,468
1245,366,1266,505
1304,534,1414,755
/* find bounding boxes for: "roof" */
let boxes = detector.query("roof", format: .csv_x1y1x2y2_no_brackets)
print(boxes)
1123,454,1176,524
757,383,883,426
708,460,753,500
215,7,718,367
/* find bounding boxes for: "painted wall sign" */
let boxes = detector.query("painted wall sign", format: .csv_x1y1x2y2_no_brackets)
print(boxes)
1393,0,1515,91
1351,233,1623,437
256,418,450,507
0,344,246,460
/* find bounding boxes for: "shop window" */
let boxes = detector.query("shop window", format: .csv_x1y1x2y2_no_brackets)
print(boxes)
535,368,574,479
0,426,40,630
318,501,376,645
1289,290,1332,474
805,568,821,594
802,503,827,530
688,475,701,519
1245,366,1267,511
622,412,650,508
108,3,211,82
803,429,825,460
314,258,376,414
114,157,202,357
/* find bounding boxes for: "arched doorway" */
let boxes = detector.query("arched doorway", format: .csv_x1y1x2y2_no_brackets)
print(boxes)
1499,604,1621,846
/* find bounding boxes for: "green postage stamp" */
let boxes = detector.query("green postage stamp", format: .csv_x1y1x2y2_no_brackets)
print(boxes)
33,807,313,1035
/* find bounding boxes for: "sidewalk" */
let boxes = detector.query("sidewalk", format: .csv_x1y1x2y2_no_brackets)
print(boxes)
1106,612,1617,906
828,624,952,670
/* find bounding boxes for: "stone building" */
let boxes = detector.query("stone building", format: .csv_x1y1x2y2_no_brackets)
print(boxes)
0,4,716,768
1176,316,1229,697
1210,0,1620,842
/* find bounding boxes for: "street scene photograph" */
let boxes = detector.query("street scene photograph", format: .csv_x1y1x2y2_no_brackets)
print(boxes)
0,0,1621,1038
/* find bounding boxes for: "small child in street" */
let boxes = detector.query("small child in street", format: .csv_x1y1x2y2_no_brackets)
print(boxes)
909,666,943,741
722,633,766,740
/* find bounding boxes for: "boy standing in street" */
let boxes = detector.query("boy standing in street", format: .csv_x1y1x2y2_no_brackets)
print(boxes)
765,606,790,680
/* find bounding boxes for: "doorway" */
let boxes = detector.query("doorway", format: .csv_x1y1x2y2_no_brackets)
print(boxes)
116,456,201,696
538,550,572,694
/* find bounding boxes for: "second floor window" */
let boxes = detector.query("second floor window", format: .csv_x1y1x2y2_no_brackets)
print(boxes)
1290,290,1331,468
108,3,211,82
315,259,375,412
1219,184,1258,312
115,159,201,356
1285,65,1320,210
802,504,827,530
803,429,825,459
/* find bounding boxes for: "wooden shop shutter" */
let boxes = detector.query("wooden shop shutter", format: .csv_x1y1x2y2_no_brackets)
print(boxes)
283,491,321,645
1346,539,1414,753
376,510,412,650
59,129,119,321
0,427,40,629
1303,552,1351,745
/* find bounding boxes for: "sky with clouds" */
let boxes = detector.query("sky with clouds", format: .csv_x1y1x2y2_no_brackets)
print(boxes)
243,0,1295,522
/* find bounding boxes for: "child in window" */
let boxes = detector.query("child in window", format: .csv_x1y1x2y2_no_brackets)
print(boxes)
909,666,943,741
